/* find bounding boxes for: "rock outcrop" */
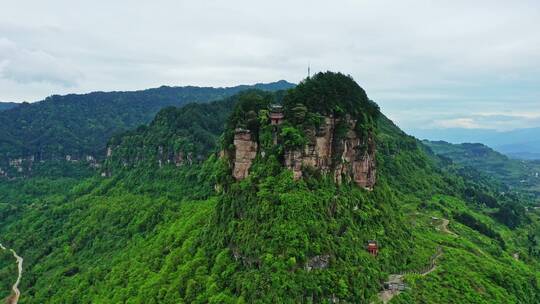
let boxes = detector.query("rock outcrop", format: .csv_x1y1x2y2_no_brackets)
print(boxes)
104,143,196,171
284,117,335,180
232,129,258,180
284,115,376,190
305,254,330,271
231,115,376,189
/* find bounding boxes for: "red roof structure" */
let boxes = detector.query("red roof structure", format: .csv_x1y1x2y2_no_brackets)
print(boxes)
269,104,284,125
367,240,378,256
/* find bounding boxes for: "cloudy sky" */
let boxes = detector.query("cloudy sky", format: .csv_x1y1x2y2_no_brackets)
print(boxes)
1,0,539,134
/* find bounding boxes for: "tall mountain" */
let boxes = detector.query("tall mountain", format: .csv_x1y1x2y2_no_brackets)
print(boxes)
0,72,538,303
0,81,294,176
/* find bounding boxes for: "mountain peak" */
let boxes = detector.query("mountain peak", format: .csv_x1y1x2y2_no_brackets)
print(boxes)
223,72,378,189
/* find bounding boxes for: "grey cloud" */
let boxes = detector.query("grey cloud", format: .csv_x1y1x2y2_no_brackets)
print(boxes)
0,0,538,132
0,37,80,87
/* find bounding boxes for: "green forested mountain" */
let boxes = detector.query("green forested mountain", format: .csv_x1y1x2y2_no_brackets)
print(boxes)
424,140,540,204
0,102,17,111
0,81,294,173
103,90,282,172
0,73,539,303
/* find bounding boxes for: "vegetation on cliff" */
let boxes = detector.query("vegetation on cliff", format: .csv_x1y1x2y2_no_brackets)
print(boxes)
223,72,379,188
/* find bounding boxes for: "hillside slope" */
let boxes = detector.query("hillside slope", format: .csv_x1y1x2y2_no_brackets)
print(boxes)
0,81,294,177
424,140,540,203
0,73,539,303
103,90,283,173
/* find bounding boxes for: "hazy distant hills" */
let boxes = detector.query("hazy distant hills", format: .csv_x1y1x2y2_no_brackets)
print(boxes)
0,80,295,165
494,135,540,160
424,140,540,202
414,127,540,160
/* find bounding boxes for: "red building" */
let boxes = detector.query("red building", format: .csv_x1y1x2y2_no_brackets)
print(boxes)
367,240,378,256
269,104,284,125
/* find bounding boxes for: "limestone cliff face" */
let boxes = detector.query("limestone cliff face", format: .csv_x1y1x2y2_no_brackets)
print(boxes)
284,117,333,180
284,115,376,190
231,115,376,189
104,143,196,175
232,129,258,180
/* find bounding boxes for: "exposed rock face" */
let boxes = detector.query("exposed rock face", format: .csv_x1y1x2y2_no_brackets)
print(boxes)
105,142,196,170
285,115,376,190
351,141,376,189
305,254,330,271
5,156,35,176
285,117,334,180
2,153,100,178
230,116,376,189
232,129,258,180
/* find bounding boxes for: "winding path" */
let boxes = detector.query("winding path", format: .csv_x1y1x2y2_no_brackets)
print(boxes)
439,219,457,236
377,274,404,304
376,217,454,303
377,248,443,303
0,243,23,304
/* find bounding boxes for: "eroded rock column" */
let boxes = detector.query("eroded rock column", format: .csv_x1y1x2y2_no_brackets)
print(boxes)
232,129,258,180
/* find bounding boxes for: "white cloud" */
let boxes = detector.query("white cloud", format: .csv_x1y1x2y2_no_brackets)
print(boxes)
435,118,485,129
426,110,540,132
475,111,540,120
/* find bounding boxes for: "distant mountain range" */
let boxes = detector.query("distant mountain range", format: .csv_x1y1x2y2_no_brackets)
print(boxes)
413,127,540,160
423,140,540,202
0,80,295,172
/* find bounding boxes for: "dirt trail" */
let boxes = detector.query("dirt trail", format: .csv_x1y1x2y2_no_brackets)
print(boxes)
439,219,457,236
377,275,403,303
1,243,23,304
377,248,443,303
376,218,454,303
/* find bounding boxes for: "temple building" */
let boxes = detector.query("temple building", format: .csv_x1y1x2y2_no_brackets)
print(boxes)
269,104,284,125
367,240,378,256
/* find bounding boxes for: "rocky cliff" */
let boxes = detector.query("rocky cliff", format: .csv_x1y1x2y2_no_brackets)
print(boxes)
232,129,258,180
231,114,376,190
0,154,99,178
104,144,197,171
285,115,376,189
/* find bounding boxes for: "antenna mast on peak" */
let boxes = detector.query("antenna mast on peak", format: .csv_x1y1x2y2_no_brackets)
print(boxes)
307,63,311,78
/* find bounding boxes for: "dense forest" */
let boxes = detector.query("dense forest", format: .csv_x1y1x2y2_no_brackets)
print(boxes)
103,91,279,172
0,73,539,303
0,80,294,176
0,102,17,111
